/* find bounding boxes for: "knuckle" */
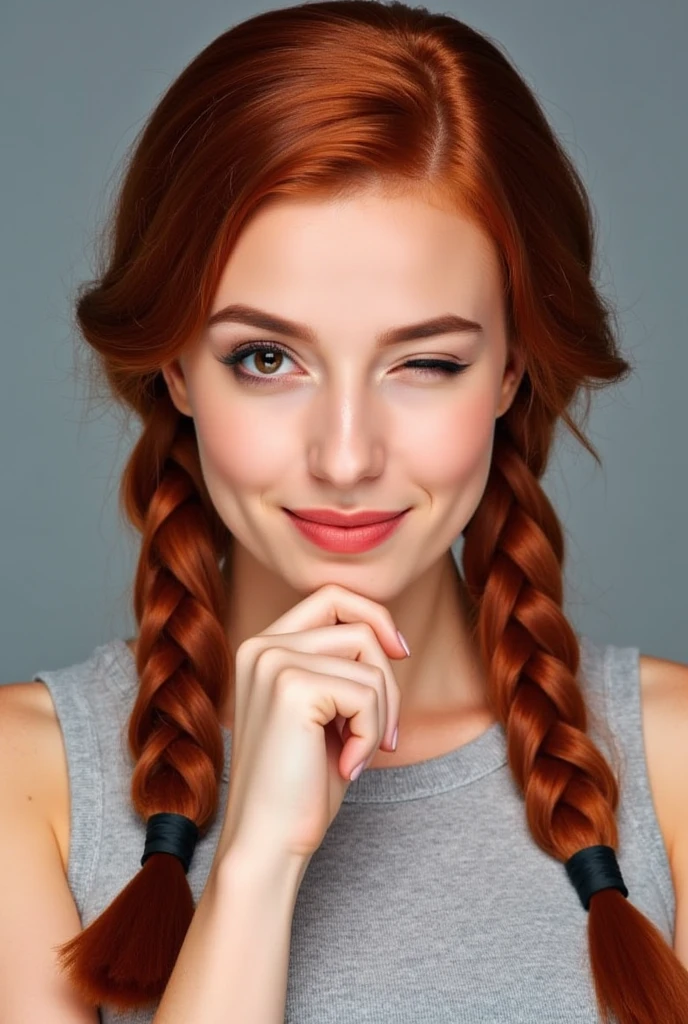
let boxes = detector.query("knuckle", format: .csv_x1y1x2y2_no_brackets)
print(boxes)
254,645,288,681
274,665,301,696
252,644,276,671
235,636,259,665
362,663,386,686
361,681,379,706
356,620,377,644
319,582,342,601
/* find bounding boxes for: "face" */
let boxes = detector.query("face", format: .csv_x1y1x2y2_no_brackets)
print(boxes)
162,190,524,604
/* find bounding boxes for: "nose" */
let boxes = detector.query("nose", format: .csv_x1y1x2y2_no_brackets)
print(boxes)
306,381,386,489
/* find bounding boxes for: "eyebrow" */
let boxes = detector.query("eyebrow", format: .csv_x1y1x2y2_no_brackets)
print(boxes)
206,303,484,346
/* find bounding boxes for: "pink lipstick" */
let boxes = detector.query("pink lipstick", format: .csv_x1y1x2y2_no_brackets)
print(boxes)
283,508,409,553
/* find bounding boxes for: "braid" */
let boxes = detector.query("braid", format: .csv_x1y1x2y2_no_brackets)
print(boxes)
462,416,688,1022
54,394,232,1010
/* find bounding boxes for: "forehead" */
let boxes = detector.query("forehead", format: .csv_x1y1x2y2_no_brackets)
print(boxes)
211,193,503,323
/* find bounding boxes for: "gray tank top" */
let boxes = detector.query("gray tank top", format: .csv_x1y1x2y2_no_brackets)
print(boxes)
32,634,675,1023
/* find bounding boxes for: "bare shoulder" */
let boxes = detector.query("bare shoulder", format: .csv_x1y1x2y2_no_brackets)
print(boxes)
0,682,98,1020
0,681,71,877
638,652,688,963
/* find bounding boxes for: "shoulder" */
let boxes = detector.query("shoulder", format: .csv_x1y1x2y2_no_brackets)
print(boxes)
638,653,688,857
0,681,70,876
0,683,100,1021
638,652,688,962
0,640,137,884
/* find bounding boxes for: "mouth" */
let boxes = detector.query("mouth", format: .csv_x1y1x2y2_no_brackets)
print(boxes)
285,508,409,527
283,508,410,553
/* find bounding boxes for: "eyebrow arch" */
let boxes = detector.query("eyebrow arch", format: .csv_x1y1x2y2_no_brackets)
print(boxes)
206,303,483,346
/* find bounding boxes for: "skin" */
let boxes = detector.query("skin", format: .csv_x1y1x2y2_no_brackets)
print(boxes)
161,189,526,764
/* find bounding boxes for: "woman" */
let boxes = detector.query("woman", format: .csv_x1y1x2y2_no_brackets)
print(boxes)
1,2,687,1021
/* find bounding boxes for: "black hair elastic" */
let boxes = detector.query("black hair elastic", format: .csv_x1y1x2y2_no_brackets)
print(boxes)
565,844,629,911
141,812,200,874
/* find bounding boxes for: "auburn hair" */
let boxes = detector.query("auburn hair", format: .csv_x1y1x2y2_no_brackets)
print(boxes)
57,2,688,1020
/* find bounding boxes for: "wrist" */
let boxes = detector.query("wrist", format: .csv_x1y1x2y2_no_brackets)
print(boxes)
211,841,309,899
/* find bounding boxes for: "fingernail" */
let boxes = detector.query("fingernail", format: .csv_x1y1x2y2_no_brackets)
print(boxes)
391,726,398,751
396,630,411,657
350,760,366,781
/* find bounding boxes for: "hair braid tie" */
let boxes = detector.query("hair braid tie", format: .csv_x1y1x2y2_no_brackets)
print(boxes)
565,844,629,911
141,812,200,875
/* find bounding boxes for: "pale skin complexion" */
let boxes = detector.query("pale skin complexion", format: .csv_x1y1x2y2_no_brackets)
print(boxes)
161,189,526,767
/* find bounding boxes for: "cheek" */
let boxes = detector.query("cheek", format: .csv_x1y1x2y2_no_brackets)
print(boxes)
191,390,291,491
397,382,497,488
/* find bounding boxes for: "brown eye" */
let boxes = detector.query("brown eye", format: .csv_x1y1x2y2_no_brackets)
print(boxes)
252,348,284,374
219,341,297,383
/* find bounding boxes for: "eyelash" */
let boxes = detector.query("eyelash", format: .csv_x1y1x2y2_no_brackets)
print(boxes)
219,341,470,386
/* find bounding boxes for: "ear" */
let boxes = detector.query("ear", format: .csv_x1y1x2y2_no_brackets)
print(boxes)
161,358,194,417
496,344,526,419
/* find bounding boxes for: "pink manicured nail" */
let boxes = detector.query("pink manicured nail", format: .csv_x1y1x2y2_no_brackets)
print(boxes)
397,630,411,656
350,760,366,781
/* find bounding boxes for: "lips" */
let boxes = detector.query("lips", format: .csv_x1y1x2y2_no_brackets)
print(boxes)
287,508,407,527
285,508,409,553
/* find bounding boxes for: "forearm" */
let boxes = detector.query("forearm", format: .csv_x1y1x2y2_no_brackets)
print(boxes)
152,848,307,1024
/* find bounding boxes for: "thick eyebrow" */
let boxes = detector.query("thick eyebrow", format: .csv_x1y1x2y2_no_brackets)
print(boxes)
206,303,483,346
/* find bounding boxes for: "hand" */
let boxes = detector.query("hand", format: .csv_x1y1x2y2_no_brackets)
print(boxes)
216,583,408,867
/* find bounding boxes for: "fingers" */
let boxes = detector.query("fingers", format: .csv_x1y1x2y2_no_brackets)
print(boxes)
276,667,386,781
238,623,402,751
258,583,408,661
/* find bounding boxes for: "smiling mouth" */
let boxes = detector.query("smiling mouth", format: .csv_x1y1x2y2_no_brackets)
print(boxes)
285,508,409,527
283,507,410,553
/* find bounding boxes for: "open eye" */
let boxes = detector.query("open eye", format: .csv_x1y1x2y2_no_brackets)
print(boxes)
220,342,295,379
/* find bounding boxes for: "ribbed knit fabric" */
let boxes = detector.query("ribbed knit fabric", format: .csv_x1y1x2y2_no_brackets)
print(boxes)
32,634,675,1023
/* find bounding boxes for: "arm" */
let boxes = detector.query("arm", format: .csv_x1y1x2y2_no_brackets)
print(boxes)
152,846,308,1024
639,653,688,967
0,683,99,1023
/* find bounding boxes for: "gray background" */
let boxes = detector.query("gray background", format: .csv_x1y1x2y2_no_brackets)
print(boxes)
1,0,686,683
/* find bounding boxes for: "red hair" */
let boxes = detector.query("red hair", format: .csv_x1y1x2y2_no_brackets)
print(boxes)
57,2,688,1020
